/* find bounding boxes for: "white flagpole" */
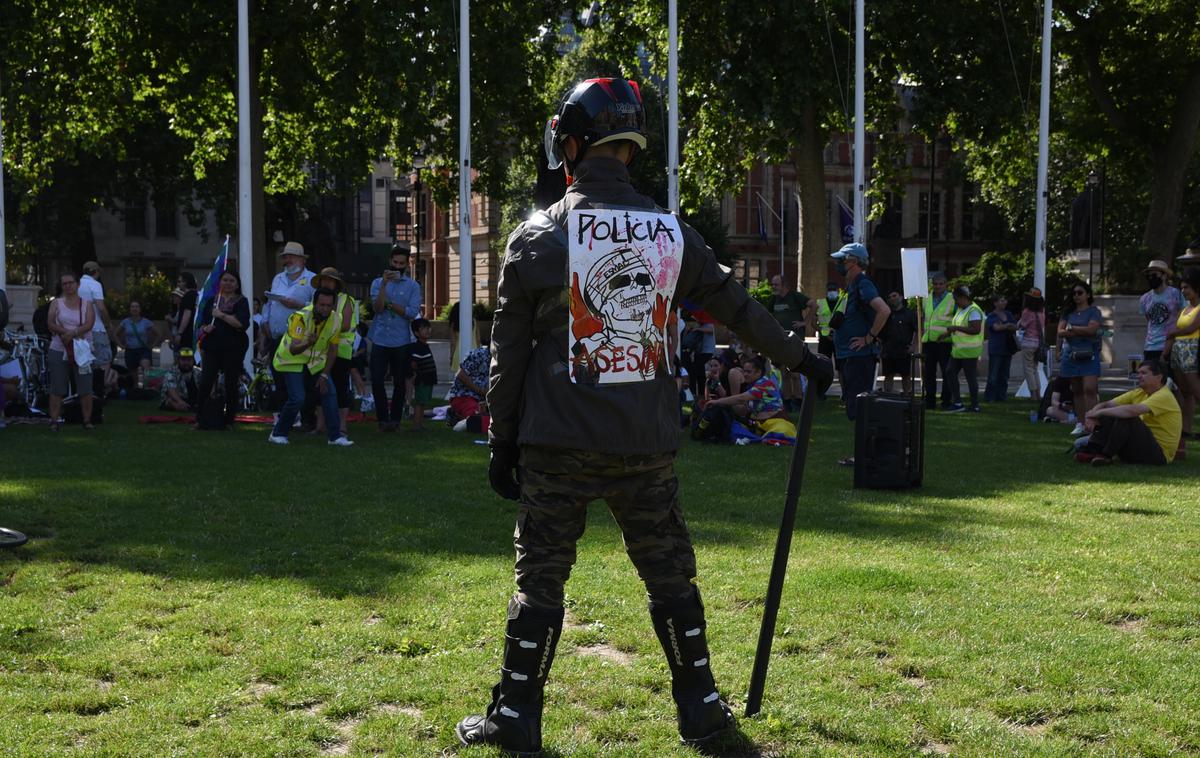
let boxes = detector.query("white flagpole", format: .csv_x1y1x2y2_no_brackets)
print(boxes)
667,0,679,213
237,0,254,372
853,0,865,244
458,0,474,360
0,69,7,292
1033,0,1052,294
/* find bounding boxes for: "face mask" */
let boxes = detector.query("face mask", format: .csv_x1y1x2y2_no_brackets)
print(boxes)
835,261,848,276
1147,274,1162,288
284,264,301,275
827,290,838,300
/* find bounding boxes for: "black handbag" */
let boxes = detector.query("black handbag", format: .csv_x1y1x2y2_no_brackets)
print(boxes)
1069,349,1095,362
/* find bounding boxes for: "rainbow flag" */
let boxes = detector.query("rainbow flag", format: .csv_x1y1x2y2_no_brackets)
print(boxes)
193,236,230,349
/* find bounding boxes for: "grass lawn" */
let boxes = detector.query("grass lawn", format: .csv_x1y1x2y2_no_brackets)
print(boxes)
1,397,1198,757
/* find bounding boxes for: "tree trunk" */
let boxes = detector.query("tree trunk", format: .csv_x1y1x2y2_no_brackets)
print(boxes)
1141,63,1200,259
794,101,830,307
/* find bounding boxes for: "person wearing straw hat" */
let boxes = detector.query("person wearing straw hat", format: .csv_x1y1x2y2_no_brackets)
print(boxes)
311,267,359,436
1140,259,1184,367
262,241,316,409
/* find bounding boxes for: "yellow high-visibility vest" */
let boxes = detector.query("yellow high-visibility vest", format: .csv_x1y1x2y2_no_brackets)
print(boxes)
923,293,955,343
273,304,341,374
950,303,985,359
335,293,359,360
817,293,847,337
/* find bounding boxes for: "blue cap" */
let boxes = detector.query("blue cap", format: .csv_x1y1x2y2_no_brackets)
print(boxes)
830,242,869,262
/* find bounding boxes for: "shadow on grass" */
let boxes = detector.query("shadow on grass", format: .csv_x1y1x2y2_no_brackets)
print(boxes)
2,399,1193,598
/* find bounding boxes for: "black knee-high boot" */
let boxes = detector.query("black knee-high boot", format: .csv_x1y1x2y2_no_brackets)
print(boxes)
456,598,564,756
649,591,735,744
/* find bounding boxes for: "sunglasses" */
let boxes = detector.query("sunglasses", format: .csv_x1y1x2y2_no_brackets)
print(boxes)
1073,289,1087,295
608,272,654,291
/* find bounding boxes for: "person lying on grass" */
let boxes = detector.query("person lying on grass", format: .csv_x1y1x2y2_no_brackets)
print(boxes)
1075,359,1181,466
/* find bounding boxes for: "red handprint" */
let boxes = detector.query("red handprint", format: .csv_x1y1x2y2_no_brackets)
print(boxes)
570,272,604,341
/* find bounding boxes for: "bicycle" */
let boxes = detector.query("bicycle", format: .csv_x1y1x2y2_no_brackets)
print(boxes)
242,357,278,412
2,328,50,414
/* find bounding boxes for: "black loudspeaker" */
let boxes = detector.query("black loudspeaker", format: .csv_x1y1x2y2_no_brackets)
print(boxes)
853,392,924,489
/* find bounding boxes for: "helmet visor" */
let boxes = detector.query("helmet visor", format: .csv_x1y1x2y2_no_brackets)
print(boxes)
544,117,563,170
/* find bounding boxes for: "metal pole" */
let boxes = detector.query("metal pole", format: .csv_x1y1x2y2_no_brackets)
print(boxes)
667,0,679,213
458,0,473,359
779,187,786,280
0,68,7,291
745,385,818,717
852,0,865,243
1033,0,1052,295
1098,160,1106,283
237,0,254,373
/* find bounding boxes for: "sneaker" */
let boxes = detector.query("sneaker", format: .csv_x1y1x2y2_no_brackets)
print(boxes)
946,403,966,413
1074,452,1097,464
1070,423,1087,436
1090,455,1112,467
329,436,355,447
968,406,981,413
267,434,289,445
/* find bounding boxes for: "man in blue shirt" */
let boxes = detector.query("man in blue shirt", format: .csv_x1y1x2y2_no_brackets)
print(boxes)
369,244,423,430
831,243,890,464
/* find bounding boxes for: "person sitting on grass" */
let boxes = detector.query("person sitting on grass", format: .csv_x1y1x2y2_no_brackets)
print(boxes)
1075,359,1181,466
160,349,200,412
406,318,437,431
447,340,490,422
699,357,726,411
706,355,785,424
1039,374,1075,423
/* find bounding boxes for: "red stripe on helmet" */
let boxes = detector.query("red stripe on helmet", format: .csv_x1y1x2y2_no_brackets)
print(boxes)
586,77,618,100
628,80,643,103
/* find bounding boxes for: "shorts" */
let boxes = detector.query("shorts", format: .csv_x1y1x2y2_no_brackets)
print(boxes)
413,383,434,405
1171,339,1199,374
880,355,911,376
125,347,152,368
92,331,113,366
48,350,94,398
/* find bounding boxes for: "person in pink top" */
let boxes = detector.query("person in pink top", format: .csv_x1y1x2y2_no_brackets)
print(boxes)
1016,287,1047,400
46,273,96,430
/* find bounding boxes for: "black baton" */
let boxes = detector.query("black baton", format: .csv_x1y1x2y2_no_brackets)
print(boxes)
744,383,818,717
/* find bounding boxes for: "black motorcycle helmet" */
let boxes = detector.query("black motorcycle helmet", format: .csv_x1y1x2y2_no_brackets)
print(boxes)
544,78,647,175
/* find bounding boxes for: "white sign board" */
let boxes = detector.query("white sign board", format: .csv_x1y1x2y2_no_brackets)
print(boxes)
901,247,929,298
567,209,683,385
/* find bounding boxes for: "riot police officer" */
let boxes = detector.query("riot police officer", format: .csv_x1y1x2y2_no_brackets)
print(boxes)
456,77,833,755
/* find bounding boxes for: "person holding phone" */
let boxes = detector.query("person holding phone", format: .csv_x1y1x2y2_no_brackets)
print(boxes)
368,244,422,431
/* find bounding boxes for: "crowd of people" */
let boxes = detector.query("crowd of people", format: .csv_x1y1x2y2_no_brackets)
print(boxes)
4,238,1199,469
1,240,503,443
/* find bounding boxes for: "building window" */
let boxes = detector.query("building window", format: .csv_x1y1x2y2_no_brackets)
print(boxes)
735,167,767,238
124,199,148,237
358,185,373,238
155,201,177,239
416,189,428,241
919,191,941,240
961,184,978,241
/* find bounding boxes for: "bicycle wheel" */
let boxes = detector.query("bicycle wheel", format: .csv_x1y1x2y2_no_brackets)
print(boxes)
0,528,28,549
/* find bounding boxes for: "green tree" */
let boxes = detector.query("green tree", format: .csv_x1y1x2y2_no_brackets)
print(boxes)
1,0,564,287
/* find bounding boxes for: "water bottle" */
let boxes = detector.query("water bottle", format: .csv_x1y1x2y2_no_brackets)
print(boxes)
1029,410,1038,423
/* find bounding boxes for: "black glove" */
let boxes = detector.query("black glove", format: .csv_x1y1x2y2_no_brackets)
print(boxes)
794,348,835,399
488,442,521,501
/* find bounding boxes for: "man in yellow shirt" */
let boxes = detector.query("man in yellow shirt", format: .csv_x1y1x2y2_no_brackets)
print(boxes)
1077,359,1180,465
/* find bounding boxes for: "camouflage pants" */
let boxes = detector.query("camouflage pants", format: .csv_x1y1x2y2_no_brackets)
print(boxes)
514,445,698,610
